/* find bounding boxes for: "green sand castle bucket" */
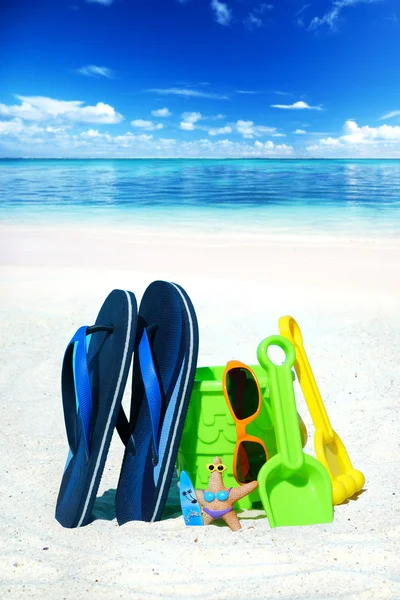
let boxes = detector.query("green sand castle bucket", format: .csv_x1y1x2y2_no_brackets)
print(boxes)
177,365,308,511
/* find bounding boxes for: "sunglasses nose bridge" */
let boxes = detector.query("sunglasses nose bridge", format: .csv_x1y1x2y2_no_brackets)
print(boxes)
206,463,226,473
235,417,253,442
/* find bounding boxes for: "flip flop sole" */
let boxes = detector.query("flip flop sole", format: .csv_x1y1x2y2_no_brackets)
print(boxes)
115,281,199,524
56,289,137,528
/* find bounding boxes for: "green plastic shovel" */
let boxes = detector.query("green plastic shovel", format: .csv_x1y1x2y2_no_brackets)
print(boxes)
257,335,333,528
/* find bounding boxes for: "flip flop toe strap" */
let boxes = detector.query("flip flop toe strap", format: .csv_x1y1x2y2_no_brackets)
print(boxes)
61,325,112,461
138,329,162,463
116,328,163,464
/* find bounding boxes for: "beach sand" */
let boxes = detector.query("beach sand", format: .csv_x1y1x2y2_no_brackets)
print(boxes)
1,224,399,599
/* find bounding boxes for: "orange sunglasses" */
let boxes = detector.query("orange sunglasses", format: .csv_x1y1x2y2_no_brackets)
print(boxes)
222,360,268,485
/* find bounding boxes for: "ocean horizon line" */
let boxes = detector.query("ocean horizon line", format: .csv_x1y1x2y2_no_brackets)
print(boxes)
1,157,400,161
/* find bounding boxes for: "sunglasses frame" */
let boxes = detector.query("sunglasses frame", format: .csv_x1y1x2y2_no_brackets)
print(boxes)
222,360,268,484
206,463,227,473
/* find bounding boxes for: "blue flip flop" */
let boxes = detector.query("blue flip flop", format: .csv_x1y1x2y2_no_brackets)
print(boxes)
55,289,137,528
115,280,199,524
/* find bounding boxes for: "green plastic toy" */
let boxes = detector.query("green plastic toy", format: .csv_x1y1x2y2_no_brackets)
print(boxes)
177,364,308,511
177,365,272,509
256,335,333,528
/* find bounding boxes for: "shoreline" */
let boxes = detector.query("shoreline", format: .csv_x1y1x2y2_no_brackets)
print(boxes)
2,221,400,248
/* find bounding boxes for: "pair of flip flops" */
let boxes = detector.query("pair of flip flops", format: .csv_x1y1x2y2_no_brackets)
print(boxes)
55,281,199,528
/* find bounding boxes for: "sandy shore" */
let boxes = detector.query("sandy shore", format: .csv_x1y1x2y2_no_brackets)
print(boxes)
1,224,399,599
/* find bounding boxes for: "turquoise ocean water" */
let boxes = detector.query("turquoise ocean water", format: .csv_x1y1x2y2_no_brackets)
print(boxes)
1,159,400,238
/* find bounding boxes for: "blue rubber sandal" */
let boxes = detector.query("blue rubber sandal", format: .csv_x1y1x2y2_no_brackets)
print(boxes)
115,281,199,524
55,289,137,528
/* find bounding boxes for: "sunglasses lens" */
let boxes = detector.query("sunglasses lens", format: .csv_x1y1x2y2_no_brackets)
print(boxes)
236,441,267,483
226,367,259,420
217,465,224,472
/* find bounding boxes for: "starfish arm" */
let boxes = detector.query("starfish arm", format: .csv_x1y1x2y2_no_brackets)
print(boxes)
223,511,242,532
202,512,214,526
229,481,259,503
195,490,206,507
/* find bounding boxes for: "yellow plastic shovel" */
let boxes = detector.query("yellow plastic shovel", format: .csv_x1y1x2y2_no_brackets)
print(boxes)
279,316,365,505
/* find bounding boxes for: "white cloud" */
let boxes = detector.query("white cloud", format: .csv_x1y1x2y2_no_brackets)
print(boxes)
273,90,293,96
45,126,66,134
110,132,154,145
211,0,232,26
135,134,153,142
244,13,263,29
0,100,47,121
208,126,232,136
309,0,381,31
341,119,400,142
0,96,123,124
379,110,400,121
183,138,293,157
181,111,202,123
0,121,294,158
131,119,163,131
146,87,229,99
236,90,258,95
253,140,293,153
237,120,256,137
199,112,226,120
80,128,101,138
8,112,400,159
0,118,27,135
180,112,203,131
158,138,177,146
295,3,311,27
271,101,322,110
16,96,82,116
254,140,273,149
293,129,307,134
86,0,114,5
77,65,114,78
68,102,122,123
180,113,233,133
244,3,274,29
151,107,172,117
236,119,277,138
0,117,66,142
180,121,195,131
306,120,400,157
319,136,342,146
257,3,274,12
296,3,311,15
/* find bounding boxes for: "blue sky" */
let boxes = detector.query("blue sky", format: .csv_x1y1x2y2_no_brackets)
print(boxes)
0,0,399,157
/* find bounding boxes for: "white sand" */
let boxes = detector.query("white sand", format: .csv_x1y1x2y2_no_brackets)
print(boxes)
1,224,399,599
